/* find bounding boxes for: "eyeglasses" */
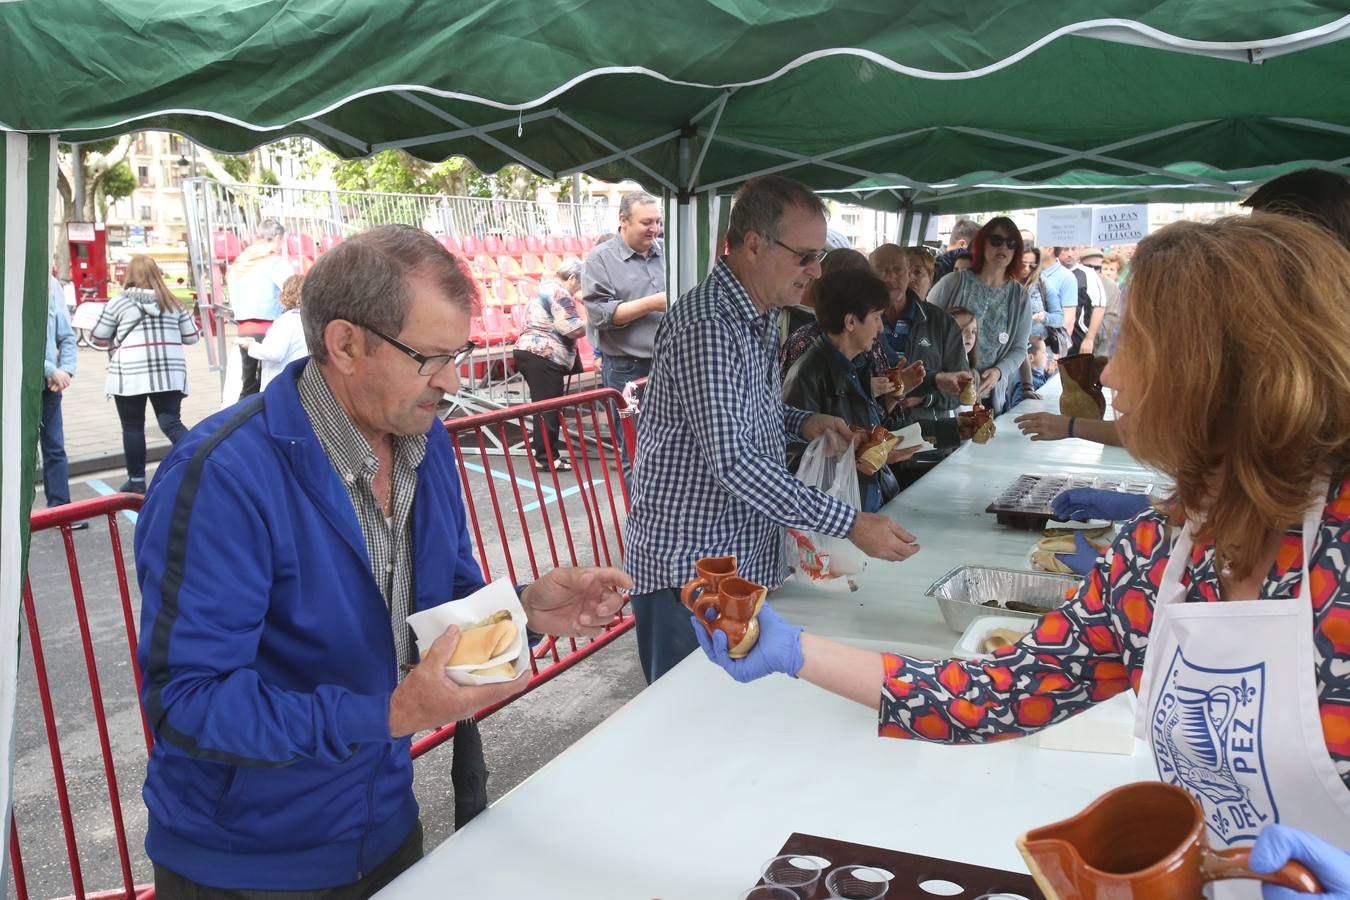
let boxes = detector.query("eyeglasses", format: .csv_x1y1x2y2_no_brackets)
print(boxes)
986,234,1018,249
367,327,476,376
772,239,828,267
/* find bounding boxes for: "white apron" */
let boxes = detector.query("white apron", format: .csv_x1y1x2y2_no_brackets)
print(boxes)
1134,486,1350,898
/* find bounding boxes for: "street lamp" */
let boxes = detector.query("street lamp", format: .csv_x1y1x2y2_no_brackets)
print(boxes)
176,154,191,176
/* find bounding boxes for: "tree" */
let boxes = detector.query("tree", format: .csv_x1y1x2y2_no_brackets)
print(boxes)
308,148,563,200
53,137,134,278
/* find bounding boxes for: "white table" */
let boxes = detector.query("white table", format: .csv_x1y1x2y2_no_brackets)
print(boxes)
379,380,1161,899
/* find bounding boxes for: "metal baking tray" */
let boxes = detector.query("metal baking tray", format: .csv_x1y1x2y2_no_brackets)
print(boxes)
986,472,1164,530
925,564,1080,633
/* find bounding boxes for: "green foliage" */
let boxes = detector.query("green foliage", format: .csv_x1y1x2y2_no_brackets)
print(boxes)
102,162,136,201
258,168,280,186
308,148,562,200
217,154,253,182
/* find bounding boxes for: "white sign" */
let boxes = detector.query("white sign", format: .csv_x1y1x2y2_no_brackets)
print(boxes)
1036,207,1092,246
1091,204,1148,245
67,222,95,242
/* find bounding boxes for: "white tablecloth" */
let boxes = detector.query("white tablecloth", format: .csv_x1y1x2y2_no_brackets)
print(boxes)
377,378,1160,899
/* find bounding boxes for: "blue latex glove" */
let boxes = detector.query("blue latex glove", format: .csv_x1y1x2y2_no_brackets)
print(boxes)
1051,487,1152,522
1252,824,1347,899
1054,531,1104,577
690,604,804,683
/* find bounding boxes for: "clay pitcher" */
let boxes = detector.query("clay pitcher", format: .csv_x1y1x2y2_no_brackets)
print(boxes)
690,575,767,659
1016,781,1319,900
1059,352,1108,419
679,556,738,611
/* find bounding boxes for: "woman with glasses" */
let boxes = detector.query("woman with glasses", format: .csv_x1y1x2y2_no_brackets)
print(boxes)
513,260,586,472
927,217,1032,413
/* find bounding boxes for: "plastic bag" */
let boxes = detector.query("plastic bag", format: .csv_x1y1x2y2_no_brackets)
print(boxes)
785,432,866,591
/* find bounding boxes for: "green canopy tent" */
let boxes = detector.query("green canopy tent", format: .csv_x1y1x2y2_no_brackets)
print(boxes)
3,2,1350,885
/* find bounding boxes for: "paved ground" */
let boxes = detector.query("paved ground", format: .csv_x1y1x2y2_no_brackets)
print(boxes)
17,337,645,898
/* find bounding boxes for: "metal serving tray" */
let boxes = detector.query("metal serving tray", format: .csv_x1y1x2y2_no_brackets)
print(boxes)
925,564,1081,633
986,472,1164,530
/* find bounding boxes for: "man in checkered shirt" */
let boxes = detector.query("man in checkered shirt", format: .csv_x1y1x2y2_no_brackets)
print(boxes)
625,176,920,683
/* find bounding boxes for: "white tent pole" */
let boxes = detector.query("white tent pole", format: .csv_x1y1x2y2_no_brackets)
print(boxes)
372,109,559,153
1,129,54,896
676,130,696,292
395,92,558,177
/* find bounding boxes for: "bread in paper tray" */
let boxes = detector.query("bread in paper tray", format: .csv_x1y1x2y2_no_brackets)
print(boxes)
406,578,529,685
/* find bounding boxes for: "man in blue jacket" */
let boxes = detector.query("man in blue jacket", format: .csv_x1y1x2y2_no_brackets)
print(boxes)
135,225,630,897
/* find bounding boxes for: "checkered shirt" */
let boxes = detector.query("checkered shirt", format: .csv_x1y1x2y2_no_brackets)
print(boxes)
297,362,427,670
625,259,858,594
91,288,199,396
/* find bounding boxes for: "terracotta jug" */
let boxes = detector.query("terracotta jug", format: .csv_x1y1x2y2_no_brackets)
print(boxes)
1058,352,1108,420
679,556,738,610
681,562,767,659
1016,781,1319,900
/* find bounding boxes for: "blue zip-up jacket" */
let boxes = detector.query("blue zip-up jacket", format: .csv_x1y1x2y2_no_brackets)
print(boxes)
134,360,485,889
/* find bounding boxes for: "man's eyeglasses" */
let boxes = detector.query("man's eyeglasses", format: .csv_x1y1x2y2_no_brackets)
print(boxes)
773,239,828,267
367,327,476,376
986,234,1018,249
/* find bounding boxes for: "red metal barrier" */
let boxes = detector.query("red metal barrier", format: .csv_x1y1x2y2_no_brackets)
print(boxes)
11,494,148,900
412,386,635,757
10,390,636,897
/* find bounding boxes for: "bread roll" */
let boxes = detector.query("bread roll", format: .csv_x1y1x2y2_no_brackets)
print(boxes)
471,661,517,678
981,627,1028,653
1030,550,1075,575
448,618,517,666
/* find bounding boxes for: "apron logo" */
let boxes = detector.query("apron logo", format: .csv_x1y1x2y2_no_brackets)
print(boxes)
917,338,932,348
1151,648,1277,845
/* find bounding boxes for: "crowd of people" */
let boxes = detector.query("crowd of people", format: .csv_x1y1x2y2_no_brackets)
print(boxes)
30,166,1350,897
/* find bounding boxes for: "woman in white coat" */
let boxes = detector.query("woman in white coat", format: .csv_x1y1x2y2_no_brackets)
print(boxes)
697,214,1350,898
238,274,308,389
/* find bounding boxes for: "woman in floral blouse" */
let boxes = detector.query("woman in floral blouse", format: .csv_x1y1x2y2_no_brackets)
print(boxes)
697,213,1350,890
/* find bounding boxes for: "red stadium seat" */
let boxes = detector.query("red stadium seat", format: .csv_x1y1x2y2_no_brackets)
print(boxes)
521,252,545,278
482,234,505,255
545,235,567,253
460,235,485,255
497,255,524,279
525,235,547,254
285,233,319,260
541,252,563,273
473,253,500,275
438,235,463,255
563,236,585,254
212,231,243,263
318,233,343,254
503,235,525,255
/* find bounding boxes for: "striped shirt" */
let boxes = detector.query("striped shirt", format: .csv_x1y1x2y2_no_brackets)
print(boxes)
625,260,857,594
297,362,427,669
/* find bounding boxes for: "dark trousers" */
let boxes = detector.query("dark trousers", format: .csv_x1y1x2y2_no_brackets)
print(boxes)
632,587,701,684
239,346,263,397
600,355,651,479
153,821,423,900
513,349,570,465
113,391,188,480
39,387,71,507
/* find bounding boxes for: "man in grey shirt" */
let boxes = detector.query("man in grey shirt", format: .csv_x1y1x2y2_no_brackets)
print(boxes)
582,190,667,469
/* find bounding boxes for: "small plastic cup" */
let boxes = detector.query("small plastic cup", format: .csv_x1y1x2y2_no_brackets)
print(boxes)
739,887,800,900
761,855,826,898
825,864,892,899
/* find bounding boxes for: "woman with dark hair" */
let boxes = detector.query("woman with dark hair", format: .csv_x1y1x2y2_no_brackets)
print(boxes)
699,215,1350,891
781,269,920,511
927,216,1032,413
513,259,586,471
91,255,199,493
